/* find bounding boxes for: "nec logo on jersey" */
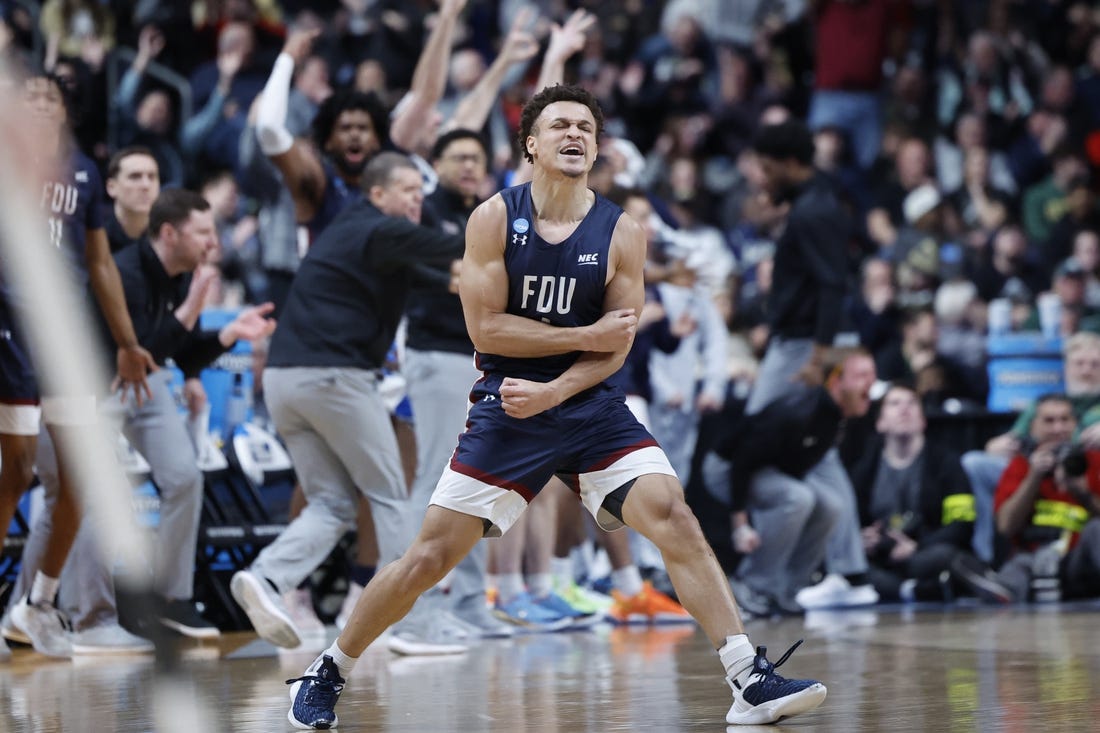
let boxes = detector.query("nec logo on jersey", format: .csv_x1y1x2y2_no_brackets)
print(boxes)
577,253,599,266
512,218,529,246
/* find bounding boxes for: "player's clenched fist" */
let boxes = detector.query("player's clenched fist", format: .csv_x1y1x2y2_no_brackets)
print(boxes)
584,308,637,352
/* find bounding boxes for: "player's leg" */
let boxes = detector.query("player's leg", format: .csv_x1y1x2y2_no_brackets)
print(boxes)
614,472,826,725
0,431,36,545
287,505,486,729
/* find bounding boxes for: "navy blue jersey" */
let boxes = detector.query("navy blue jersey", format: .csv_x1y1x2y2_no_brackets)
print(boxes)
476,182,622,382
41,149,104,286
304,160,359,242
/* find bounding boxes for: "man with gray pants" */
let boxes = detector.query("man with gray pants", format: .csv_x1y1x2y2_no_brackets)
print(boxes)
402,130,514,637
4,190,275,651
721,350,879,615
230,153,465,652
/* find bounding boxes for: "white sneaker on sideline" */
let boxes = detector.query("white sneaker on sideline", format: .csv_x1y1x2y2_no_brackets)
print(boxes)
386,611,470,656
794,574,879,611
1,609,31,645
71,623,154,655
283,588,325,635
335,582,363,631
10,596,72,658
230,570,301,648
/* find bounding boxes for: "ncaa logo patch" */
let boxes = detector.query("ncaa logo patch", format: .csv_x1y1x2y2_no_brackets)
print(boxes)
512,218,530,234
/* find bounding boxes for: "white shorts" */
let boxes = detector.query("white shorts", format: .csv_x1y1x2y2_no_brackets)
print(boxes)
430,445,678,537
0,403,41,435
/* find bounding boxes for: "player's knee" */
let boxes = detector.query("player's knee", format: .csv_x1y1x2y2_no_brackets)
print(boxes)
402,542,454,587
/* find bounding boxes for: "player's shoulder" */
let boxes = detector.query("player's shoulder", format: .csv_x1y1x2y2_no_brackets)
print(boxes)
469,193,508,228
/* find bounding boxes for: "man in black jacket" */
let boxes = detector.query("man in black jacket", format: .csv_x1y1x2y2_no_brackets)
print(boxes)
8,189,275,651
719,349,878,615
230,152,464,651
745,120,851,415
850,384,1013,603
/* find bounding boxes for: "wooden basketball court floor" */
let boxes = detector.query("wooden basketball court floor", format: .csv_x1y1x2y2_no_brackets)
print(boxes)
2,602,1099,732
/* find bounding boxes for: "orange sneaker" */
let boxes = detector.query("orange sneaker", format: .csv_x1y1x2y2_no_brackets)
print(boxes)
609,581,695,625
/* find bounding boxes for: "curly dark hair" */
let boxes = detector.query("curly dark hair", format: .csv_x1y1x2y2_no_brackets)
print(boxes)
517,84,604,164
311,89,390,153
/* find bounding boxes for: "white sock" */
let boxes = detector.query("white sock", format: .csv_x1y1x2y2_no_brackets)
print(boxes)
527,572,553,599
550,556,573,588
611,565,644,598
29,571,60,606
899,579,917,603
317,640,358,679
497,573,525,604
719,634,756,684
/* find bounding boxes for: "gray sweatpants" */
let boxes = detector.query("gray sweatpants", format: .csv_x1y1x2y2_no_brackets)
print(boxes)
251,367,413,595
735,449,868,595
404,348,485,601
745,337,815,415
9,369,204,630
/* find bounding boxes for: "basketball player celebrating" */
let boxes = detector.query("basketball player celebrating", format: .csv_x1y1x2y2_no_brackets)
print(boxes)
284,85,827,729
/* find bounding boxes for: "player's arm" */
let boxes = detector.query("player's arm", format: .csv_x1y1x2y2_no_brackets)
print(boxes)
255,30,327,223
499,214,644,419
84,227,156,401
461,195,636,358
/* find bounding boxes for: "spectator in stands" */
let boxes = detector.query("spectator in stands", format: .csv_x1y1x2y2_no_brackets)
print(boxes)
648,254,728,486
851,383,1013,603
1021,145,1086,251
1070,229,1100,309
847,257,901,366
968,224,1046,305
200,170,263,306
947,145,1013,238
963,332,1100,563
891,183,946,305
933,279,986,372
877,307,988,411
807,0,908,170
40,0,115,72
719,348,879,615
115,25,247,186
994,393,1100,601
935,112,1016,198
867,137,935,252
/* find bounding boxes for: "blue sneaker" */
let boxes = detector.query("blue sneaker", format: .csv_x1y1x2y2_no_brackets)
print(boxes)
493,592,572,632
726,640,826,725
535,592,599,629
286,655,345,730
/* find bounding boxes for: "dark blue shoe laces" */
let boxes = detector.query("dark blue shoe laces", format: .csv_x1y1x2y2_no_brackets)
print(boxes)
738,639,819,704
286,658,345,715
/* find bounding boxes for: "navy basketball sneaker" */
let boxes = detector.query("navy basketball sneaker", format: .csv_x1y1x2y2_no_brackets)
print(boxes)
726,640,827,724
286,655,345,730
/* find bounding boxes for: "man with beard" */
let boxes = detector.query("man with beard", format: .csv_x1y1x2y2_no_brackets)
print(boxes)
744,119,852,414
255,29,390,240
